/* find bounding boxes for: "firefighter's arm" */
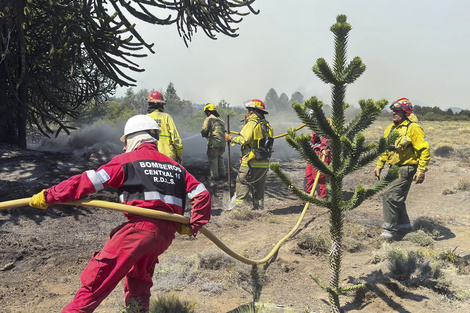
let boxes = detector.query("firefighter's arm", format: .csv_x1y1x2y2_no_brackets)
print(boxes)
167,115,184,160
186,178,211,236
36,158,125,207
201,117,210,138
231,121,254,146
411,125,431,172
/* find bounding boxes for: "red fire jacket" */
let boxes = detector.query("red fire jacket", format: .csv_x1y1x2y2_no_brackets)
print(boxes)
44,142,211,234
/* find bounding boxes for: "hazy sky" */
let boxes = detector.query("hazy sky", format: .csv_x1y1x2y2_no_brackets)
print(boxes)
115,0,470,111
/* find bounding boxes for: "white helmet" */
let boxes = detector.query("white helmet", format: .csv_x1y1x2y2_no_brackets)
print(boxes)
120,115,160,142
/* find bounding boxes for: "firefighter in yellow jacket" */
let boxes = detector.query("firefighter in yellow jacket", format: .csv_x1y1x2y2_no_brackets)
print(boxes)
201,103,226,181
225,99,273,210
374,98,430,240
147,91,184,163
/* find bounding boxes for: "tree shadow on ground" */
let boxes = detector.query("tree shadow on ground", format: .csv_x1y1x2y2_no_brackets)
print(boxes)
343,270,429,313
225,253,277,313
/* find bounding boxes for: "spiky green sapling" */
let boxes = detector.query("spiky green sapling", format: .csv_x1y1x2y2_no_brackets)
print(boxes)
270,15,399,313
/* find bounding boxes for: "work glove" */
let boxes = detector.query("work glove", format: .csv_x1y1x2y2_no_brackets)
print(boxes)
414,170,425,184
225,134,232,143
29,189,49,210
374,166,382,181
177,224,193,237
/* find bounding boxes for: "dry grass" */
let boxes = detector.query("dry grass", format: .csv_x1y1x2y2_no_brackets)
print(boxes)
149,292,198,313
455,178,470,191
226,205,262,221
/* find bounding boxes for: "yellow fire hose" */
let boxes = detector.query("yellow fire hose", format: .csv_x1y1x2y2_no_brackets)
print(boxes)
230,123,307,139
0,153,323,266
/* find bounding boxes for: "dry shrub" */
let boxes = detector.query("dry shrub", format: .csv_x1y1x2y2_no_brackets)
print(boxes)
120,299,146,313
385,247,467,300
456,147,470,161
439,248,470,275
458,127,470,133
434,145,454,157
198,249,235,270
441,161,460,173
412,217,442,238
149,292,197,313
442,188,456,195
153,255,198,291
455,178,470,191
227,205,262,221
296,232,330,255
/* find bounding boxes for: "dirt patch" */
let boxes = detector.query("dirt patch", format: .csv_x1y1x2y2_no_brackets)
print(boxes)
1,144,470,313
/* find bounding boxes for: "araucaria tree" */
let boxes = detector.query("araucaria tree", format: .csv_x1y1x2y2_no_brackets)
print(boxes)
270,15,399,313
0,0,258,148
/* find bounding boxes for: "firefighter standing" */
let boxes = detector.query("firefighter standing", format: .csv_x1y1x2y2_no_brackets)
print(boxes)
304,131,331,198
374,98,430,240
201,103,226,182
147,91,184,163
225,99,272,210
29,115,211,312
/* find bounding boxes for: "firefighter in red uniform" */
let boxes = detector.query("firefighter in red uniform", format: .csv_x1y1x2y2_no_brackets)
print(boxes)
304,131,331,198
29,115,211,313
304,113,332,199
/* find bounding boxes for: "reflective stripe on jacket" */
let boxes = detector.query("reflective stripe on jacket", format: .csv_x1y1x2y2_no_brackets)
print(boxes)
231,114,270,168
201,115,226,147
377,120,430,171
147,110,183,161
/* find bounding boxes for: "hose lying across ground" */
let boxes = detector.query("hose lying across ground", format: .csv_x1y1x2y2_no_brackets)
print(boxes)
0,163,321,265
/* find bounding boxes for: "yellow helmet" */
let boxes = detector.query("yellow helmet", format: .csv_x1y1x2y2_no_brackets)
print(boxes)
203,103,216,112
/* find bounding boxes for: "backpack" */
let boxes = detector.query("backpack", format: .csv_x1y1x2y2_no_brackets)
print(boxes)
247,119,274,161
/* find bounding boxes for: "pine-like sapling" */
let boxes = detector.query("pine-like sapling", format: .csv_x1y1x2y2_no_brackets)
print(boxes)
270,14,399,313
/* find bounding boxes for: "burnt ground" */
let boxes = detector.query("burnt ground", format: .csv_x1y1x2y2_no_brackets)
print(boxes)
1,143,470,313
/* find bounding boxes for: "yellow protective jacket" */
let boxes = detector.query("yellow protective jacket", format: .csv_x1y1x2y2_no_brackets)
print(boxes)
147,110,183,161
231,114,270,169
376,119,430,172
201,115,226,147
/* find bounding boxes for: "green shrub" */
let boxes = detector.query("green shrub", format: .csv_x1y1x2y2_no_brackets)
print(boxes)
403,230,434,247
387,248,418,280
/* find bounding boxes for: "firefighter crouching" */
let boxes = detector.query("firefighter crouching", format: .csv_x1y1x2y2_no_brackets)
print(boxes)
225,99,273,210
374,97,430,240
29,115,211,313
201,103,226,183
147,90,184,163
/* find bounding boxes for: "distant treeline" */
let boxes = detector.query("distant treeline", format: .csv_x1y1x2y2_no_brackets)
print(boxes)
403,105,470,121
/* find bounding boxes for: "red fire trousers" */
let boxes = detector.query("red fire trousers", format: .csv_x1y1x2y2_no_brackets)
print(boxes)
61,218,177,313
304,149,331,199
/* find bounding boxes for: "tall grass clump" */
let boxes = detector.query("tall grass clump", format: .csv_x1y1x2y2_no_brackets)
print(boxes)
149,292,197,313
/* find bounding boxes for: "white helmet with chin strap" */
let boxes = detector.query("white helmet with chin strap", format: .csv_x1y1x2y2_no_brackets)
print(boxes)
120,115,160,142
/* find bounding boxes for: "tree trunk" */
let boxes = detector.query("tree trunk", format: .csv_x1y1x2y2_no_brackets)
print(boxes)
17,82,27,148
